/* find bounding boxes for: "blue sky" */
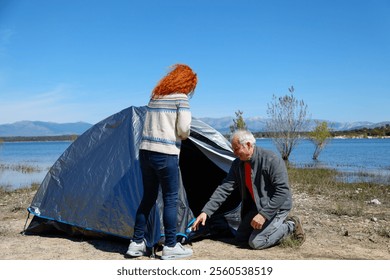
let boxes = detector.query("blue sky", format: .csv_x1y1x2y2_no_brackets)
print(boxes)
0,0,389,125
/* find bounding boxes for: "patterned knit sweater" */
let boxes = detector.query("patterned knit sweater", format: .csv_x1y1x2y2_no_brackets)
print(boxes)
139,93,191,155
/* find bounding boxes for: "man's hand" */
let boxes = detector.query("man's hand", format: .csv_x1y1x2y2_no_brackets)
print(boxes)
191,212,208,231
251,214,266,230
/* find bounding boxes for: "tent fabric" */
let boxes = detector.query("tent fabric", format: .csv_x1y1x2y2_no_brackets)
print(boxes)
26,106,241,247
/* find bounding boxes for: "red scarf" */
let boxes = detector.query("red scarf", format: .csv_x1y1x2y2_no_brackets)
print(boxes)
244,162,254,200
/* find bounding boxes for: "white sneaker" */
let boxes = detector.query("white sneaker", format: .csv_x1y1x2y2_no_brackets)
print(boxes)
161,243,193,260
126,240,147,257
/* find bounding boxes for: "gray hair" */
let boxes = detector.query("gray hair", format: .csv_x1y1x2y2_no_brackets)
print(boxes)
230,129,256,145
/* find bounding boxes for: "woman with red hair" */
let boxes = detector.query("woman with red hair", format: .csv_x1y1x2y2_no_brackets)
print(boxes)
127,64,197,260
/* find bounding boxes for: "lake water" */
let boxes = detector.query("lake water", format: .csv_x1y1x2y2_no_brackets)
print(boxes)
0,141,71,189
0,138,389,189
256,138,390,184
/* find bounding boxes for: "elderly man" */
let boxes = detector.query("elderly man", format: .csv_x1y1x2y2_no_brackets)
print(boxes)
191,129,305,249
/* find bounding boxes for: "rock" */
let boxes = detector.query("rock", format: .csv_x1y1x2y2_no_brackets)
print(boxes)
369,236,377,243
367,199,381,205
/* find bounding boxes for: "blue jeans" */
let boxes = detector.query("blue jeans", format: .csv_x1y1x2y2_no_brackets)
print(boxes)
236,209,293,249
133,150,179,247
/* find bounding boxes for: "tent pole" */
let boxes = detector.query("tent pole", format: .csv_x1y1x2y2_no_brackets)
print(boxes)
21,211,31,235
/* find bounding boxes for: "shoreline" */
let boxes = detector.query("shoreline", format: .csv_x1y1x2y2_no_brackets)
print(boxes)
2,164,390,191
2,135,390,143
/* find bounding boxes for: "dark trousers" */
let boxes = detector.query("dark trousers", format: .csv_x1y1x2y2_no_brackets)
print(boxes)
235,208,293,249
133,150,179,247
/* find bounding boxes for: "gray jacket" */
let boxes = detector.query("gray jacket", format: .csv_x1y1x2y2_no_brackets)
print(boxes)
202,146,292,221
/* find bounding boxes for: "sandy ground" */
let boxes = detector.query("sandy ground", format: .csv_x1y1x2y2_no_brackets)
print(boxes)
0,186,389,261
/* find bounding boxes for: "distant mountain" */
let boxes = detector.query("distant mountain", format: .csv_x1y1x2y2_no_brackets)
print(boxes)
198,117,390,134
0,121,93,137
309,120,376,131
198,116,268,134
0,119,389,137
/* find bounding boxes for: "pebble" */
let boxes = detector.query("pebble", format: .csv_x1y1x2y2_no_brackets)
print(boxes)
367,199,381,205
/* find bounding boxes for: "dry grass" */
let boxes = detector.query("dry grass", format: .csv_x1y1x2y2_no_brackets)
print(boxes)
288,166,390,222
288,167,389,202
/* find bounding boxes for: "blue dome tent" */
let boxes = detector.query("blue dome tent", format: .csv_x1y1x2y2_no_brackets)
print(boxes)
25,106,241,248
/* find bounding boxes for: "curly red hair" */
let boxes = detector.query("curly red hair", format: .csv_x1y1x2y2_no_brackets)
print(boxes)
152,64,197,97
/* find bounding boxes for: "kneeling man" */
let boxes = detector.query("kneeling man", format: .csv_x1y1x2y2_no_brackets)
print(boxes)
191,130,305,249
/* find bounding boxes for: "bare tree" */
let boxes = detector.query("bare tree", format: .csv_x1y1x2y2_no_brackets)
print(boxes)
230,110,247,133
266,86,309,160
309,121,332,160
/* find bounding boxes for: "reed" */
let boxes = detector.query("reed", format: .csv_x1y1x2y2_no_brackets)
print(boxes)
288,166,389,199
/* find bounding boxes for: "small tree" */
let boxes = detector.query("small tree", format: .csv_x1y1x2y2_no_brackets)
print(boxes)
309,121,332,160
266,86,309,161
230,110,247,133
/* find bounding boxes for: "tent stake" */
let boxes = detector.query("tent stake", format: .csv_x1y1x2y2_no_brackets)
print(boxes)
22,211,31,235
